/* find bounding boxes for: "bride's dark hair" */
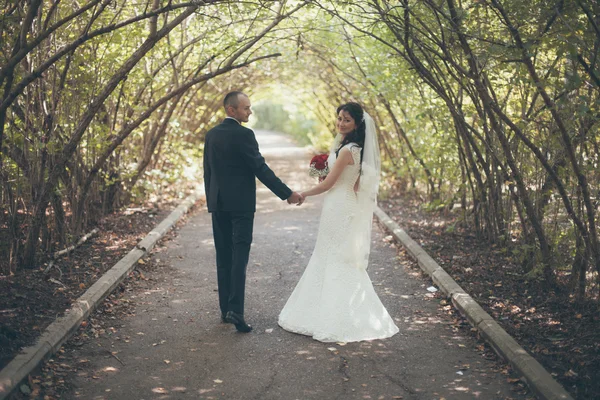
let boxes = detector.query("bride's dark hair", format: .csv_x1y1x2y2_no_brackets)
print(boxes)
336,102,365,163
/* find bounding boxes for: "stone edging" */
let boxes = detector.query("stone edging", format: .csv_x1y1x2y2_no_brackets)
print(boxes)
0,189,204,400
374,206,573,400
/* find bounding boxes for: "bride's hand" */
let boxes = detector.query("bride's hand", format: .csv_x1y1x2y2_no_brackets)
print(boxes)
297,192,306,206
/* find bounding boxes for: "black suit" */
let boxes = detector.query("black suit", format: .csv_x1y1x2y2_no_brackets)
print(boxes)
203,118,292,316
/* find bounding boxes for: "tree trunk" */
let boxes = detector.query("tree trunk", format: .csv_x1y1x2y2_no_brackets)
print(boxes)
21,6,198,268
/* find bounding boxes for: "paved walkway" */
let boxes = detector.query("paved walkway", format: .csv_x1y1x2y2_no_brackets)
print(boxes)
63,130,528,399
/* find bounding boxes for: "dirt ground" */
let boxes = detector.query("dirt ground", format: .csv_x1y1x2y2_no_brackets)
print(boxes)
0,200,180,371
379,193,600,400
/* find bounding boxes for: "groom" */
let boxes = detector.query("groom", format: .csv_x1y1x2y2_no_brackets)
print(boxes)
203,91,303,333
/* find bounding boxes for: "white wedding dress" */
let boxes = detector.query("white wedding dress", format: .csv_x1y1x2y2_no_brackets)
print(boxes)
278,143,399,343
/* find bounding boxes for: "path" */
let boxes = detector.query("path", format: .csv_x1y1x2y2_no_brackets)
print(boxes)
61,130,529,399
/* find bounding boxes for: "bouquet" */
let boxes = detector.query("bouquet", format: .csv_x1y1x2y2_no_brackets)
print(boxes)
309,154,329,182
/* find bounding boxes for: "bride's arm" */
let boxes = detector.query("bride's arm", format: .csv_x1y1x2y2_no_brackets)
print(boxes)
301,147,354,198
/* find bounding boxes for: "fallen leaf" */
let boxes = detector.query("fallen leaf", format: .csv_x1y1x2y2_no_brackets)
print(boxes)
213,379,223,384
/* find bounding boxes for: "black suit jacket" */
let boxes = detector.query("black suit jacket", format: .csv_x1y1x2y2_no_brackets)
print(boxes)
203,118,292,212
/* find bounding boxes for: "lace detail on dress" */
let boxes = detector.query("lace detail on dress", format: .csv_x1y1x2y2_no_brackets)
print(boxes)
278,142,399,343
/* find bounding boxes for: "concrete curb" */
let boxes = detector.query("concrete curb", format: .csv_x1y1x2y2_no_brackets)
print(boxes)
374,206,573,400
0,189,204,400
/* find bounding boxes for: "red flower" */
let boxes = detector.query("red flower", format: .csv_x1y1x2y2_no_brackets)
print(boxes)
310,154,328,170
309,154,329,180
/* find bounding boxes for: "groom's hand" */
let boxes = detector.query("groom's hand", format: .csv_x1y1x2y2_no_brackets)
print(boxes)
287,191,303,205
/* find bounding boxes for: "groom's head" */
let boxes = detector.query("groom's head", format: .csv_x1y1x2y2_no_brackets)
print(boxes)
224,91,252,123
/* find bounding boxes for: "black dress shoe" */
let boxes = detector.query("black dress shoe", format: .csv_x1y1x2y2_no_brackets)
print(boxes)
225,311,253,333
221,313,228,323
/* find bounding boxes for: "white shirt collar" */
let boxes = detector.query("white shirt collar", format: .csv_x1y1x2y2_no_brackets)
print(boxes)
225,116,240,124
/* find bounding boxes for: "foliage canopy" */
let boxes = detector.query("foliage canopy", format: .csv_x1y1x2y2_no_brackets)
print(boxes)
1,0,599,306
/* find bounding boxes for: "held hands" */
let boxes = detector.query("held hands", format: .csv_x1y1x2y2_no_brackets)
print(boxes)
287,191,305,206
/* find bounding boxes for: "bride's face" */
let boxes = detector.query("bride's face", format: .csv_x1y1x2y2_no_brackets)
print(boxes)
336,110,356,136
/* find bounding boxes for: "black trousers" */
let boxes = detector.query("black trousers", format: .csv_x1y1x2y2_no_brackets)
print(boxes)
211,211,254,316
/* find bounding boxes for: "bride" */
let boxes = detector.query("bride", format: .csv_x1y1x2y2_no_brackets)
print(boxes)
278,102,399,343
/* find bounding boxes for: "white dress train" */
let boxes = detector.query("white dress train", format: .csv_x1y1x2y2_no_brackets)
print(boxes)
278,143,399,343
